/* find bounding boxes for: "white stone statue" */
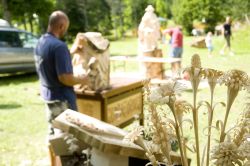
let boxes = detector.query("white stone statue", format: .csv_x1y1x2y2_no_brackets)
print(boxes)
138,5,161,54
70,32,110,91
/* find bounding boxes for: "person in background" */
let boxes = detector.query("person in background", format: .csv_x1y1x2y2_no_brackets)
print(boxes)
34,10,88,165
205,31,213,57
163,26,183,78
220,16,234,56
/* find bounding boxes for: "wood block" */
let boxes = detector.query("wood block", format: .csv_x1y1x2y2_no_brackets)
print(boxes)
91,148,128,166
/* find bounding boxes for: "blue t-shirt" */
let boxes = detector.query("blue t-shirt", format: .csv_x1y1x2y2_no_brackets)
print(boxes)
34,33,77,110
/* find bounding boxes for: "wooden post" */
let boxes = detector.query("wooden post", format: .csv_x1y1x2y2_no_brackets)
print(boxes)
48,145,62,166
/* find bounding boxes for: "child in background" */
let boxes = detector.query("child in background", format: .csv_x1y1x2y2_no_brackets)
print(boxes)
205,31,213,57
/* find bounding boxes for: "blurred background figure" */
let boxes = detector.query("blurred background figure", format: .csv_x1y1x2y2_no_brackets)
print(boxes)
163,26,183,78
220,16,234,56
205,31,213,57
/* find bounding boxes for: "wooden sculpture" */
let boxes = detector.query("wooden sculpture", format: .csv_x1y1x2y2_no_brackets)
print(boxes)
70,32,110,91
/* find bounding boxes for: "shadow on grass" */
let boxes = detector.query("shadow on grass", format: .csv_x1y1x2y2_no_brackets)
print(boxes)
0,103,22,109
0,72,38,86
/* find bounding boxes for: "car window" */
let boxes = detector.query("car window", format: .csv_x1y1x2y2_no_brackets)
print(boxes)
19,32,38,48
0,31,23,47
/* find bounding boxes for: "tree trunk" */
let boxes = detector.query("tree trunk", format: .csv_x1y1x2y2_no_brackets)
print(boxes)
22,18,27,31
28,17,33,33
1,0,12,25
245,14,250,25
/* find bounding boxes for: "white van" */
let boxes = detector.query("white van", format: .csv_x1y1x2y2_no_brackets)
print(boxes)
0,19,38,73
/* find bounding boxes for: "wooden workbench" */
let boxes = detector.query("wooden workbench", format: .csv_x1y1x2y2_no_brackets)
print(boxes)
75,76,145,127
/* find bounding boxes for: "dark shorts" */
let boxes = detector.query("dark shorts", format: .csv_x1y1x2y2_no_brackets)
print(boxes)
170,47,183,58
224,35,231,47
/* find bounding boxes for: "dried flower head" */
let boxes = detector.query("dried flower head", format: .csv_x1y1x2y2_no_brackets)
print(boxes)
204,68,224,91
147,80,185,105
238,140,250,160
123,126,143,143
211,141,243,165
219,69,249,91
191,54,201,68
233,108,250,146
219,70,249,143
184,54,205,93
174,100,192,124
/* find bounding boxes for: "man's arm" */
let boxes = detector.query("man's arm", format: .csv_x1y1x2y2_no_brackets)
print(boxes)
58,74,88,86
162,28,173,37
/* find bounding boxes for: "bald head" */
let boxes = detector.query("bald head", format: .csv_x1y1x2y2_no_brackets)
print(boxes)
47,11,69,38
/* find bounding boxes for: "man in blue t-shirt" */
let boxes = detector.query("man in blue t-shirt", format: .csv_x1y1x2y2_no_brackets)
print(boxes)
34,11,88,135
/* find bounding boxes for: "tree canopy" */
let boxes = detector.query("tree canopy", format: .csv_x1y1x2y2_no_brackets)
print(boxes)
0,0,249,38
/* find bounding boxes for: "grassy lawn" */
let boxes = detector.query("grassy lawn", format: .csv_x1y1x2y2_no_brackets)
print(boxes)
0,25,249,165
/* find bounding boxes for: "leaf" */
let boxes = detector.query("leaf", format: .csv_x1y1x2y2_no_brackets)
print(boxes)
212,101,226,110
198,101,212,110
216,120,224,134
180,118,193,130
198,100,213,118
203,125,219,136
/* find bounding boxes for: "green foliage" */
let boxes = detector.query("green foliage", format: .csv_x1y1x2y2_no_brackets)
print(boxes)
7,0,54,33
1,0,250,39
155,0,172,19
221,0,250,20
106,0,156,39
57,0,112,39
0,4,3,16
172,0,201,34
172,0,224,34
201,0,224,33
58,0,86,38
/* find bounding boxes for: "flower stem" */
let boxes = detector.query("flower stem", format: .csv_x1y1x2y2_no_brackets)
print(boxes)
193,86,200,166
170,104,188,166
220,88,238,142
206,90,214,166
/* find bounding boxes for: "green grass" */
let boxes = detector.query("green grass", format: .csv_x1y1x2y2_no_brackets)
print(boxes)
0,74,49,165
0,25,250,165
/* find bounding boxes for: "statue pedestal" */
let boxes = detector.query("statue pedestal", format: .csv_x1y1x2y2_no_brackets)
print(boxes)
143,49,164,79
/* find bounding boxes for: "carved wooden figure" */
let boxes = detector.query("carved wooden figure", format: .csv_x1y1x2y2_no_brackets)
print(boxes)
70,32,110,91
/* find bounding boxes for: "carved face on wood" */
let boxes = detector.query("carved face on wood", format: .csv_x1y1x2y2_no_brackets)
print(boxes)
70,32,110,91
